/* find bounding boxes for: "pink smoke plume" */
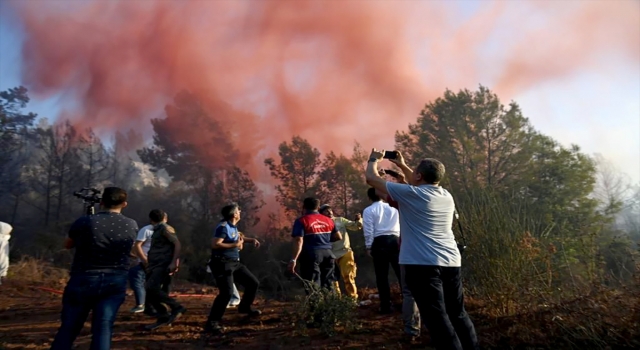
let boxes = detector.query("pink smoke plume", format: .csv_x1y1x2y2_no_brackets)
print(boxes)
12,0,640,175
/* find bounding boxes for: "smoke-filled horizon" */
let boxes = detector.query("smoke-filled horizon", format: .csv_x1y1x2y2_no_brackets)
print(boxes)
7,0,640,180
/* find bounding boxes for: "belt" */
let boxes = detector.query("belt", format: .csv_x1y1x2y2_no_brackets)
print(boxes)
210,256,240,263
373,234,399,240
72,269,128,275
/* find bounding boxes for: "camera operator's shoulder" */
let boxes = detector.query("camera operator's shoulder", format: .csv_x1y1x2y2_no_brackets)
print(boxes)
76,215,91,223
123,216,138,227
165,224,176,235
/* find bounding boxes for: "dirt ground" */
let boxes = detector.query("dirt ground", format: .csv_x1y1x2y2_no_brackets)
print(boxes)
0,280,437,350
2,278,639,349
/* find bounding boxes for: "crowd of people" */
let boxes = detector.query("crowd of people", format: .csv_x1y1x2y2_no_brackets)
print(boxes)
39,149,479,350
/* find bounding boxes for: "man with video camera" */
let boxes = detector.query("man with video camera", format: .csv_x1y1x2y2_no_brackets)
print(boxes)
51,187,138,350
365,149,478,350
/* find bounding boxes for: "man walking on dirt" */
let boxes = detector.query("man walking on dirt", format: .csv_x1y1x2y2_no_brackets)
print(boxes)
128,211,156,314
205,203,261,335
144,210,187,330
365,149,479,350
51,187,138,350
318,204,362,299
288,197,342,291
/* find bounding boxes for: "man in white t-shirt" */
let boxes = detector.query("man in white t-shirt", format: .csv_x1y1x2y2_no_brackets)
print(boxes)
129,210,161,314
365,149,478,350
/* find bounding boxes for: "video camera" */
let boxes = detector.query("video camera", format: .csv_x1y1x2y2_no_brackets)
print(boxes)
73,188,101,215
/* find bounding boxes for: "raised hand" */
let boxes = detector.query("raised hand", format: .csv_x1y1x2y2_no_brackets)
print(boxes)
389,150,406,167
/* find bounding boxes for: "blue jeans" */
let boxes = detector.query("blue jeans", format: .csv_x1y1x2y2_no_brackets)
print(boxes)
128,263,146,306
51,271,128,350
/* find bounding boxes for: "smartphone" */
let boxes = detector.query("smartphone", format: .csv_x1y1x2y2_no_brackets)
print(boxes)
383,151,398,160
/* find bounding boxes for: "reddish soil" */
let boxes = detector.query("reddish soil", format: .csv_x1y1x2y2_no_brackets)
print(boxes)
2,279,639,349
0,280,433,349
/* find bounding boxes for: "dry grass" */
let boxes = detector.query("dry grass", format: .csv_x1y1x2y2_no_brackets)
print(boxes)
7,256,69,289
1,257,639,348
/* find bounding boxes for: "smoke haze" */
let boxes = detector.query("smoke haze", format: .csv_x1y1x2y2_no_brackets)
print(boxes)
11,0,640,175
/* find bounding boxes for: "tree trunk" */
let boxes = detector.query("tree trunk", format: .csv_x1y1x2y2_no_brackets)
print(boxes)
10,193,20,225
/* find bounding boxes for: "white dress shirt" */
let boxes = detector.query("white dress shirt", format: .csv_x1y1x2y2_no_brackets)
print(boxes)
362,201,400,249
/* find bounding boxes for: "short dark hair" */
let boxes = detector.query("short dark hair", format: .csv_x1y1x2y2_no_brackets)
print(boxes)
101,187,127,209
303,197,320,211
149,209,166,223
367,188,380,202
416,158,445,184
319,204,331,214
221,202,240,220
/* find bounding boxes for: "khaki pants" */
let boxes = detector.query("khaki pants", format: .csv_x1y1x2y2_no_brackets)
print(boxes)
332,250,358,299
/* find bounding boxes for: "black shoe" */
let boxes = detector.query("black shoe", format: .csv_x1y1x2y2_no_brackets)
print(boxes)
167,306,187,324
238,307,262,317
204,321,224,334
143,308,158,317
145,317,171,331
402,333,420,344
379,307,393,315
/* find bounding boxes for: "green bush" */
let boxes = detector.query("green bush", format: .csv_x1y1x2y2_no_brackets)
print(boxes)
292,279,359,336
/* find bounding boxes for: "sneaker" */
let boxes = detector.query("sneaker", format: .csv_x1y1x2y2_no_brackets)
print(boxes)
226,301,240,309
130,305,145,313
238,307,262,317
204,321,224,334
166,306,187,324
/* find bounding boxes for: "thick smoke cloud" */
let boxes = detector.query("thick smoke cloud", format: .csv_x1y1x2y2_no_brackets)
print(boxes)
13,0,640,175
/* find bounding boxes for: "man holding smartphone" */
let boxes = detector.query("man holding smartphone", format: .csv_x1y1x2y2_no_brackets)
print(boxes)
377,169,421,341
365,149,478,350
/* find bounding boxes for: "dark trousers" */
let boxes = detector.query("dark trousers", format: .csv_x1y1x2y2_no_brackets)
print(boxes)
51,271,128,350
371,235,401,311
299,248,335,291
207,259,259,323
145,265,182,319
404,265,479,350
145,269,171,314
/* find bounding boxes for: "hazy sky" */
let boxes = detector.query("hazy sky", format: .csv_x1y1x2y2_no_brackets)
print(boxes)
0,0,638,184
